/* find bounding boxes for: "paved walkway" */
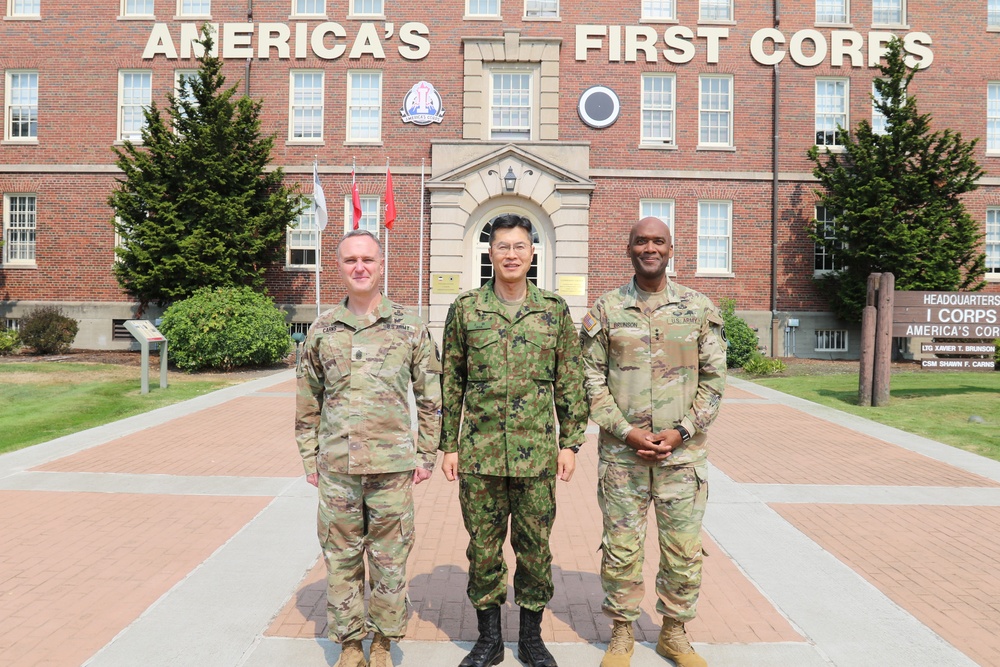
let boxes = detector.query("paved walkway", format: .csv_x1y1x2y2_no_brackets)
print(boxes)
2,371,999,666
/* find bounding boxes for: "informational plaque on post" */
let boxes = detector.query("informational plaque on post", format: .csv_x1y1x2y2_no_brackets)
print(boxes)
123,320,168,393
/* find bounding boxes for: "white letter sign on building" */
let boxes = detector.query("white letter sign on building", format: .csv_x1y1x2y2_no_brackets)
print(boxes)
893,291,1000,339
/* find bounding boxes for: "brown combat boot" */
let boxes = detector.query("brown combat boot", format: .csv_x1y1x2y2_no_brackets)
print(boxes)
369,632,392,667
600,620,634,667
655,617,707,667
334,639,368,667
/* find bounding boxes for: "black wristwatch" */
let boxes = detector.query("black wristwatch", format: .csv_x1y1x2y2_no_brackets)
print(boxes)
566,445,581,453
674,425,691,443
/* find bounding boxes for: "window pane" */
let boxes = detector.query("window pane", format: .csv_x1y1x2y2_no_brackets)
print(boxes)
8,72,38,139
815,329,848,351
491,73,531,140
989,84,1000,151
296,0,324,13
700,0,731,21
125,0,155,14
525,0,558,17
816,0,846,23
120,71,152,140
814,206,844,271
815,79,847,146
987,209,1000,273
5,196,37,263
640,200,675,272
289,198,319,266
698,202,731,271
871,82,888,135
468,0,499,15
992,0,1000,27
872,0,901,24
641,75,674,143
700,76,731,145
11,0,40,15
291,72,323,140
353,0,382,14
181,0,211,14
357,196,380,235
642,0,675,20
349,72,382,141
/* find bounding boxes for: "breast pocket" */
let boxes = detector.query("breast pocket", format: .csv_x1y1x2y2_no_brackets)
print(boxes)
523,329,556,381
466,328,501,381
318,333,351,382
370,330,413,382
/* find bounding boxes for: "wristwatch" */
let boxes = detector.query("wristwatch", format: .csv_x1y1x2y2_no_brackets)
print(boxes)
566,445,581,453
674,425,692,443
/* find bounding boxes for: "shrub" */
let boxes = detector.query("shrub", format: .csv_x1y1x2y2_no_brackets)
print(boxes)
0,324,19,355
995,338,999,369
719,298,759,369
741,353,788,376
159,286,291,371
19,307,79,354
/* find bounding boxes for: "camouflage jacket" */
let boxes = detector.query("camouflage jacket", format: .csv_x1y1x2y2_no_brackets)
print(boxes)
581,278,727,467
296,295,442,476
440,281,588,478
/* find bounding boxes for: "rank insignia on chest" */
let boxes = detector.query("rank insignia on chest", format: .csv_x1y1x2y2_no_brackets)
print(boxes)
352,347,366,361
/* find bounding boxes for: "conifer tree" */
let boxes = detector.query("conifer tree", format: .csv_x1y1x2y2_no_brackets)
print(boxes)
110,26,302,312
808,38,986,322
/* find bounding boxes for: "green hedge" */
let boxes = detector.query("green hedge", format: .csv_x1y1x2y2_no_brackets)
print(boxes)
0,325,18,355
19,307,79,354
719,298,759,369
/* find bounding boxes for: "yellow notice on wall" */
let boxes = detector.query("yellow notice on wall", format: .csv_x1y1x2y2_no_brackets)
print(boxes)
557,275,586,297
431,273,461,294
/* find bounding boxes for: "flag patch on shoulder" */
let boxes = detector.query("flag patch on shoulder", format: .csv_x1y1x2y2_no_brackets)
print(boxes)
582,310,601,336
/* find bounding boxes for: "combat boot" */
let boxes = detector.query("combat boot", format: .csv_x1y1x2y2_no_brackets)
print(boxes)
600,620,634,667
459,606,504,667
370,632,392,667
516,607,557,667
334,639,367,667
655,617,707,667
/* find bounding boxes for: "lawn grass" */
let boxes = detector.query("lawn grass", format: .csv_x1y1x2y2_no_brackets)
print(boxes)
746,370,1000,462
0,362,235,454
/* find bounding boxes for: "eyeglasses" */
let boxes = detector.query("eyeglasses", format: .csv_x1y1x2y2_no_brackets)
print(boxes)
492,243,532,256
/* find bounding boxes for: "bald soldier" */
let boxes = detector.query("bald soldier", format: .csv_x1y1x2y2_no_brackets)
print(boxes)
296,229,442,667
581,217,727,667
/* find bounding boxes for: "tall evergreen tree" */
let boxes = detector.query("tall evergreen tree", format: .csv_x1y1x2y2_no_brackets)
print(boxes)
110,26,302,313
807,38,986,322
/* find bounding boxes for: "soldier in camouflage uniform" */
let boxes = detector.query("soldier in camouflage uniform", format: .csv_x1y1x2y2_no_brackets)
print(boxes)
580,217,727,667
440,214,589,667
296,230,442,667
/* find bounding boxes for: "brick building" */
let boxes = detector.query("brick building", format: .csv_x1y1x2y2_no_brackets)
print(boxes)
2,0,999,357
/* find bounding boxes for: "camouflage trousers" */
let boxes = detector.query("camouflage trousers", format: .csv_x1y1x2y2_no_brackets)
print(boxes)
459,473,556,612
318,470,414,643
597,462,708,623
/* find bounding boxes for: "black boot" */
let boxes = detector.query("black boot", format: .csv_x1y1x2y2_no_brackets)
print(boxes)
459,606,504,667
517,607,557,667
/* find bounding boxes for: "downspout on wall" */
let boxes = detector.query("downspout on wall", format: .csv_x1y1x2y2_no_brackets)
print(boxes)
770,0,782,356
245,0,253,96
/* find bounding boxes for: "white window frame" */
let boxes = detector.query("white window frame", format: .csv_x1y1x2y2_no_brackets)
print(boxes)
345,195,381,237
641,73,676,147
292,0,325,17
289,70,324,143
986,208,1000,278
524,0,558,19
4,70,38,142
871,81,888,136
177,0,210,17
815,78,848,149
489,69,533,141
2,193,37,267
288,197,319,268
698,74,733,148
466,0,500,18
350,0,383,18
640,200,675,273
699,0,732,21
816,0,848,24
989,83,1000,154
815,329,848,352
117,70,152,143
991,0,1000,29
121,0,155,17
7,0,40,18
697,200,732,274
346,71,382,144
174,69,199,115
641,0,676,21
872,0,904,26
814,206,844,274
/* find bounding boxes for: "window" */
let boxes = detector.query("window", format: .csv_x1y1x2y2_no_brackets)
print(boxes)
986,208,1000,275
467,0,499,17
351,0,382,16
477,218,541,287
815,329,848,351
346,195,380,236
289,321,311,338
122,0,154,16
5,318,20,331
989,84,1000,152
290,71,324,142
7,0,40,17
816,0,847,23
815,78,848,147
174,69,198,117
814,206,844,273
118,70,152,142
640,200,675,272
288,197,319,267
872,0,903,25
524,0,557,18
991,0,1000,28
699,75,732,147
178,0,209,16
697,201,731,273
490,71,532,141
3,194,36,266
347,71,382,142
293,0,324,15
641,73,675,145
700,0,731,21
5,71,38,141
642,0,675,20
871,81,887,135
112,319,135,341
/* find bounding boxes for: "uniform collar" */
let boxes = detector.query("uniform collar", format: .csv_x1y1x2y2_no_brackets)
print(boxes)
331,293,393,330
622,276,682,310
477,280,547,322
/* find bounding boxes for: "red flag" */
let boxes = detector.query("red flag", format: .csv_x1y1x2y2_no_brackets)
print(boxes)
384,166,396,230
351,169,362,230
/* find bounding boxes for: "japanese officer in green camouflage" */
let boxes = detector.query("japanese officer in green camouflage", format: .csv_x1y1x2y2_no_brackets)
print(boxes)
296,229,442,667
440,213,588,667
580,217,727,667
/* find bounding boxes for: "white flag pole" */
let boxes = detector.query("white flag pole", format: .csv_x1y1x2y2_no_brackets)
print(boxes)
384,158,390,299
418,158,425,319
312,157,329,319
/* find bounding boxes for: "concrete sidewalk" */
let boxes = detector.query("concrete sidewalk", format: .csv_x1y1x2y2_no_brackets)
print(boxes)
1,370,998,666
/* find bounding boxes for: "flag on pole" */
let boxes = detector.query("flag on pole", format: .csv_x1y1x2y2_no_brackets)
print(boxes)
384,165,396,230
351,169,362,230
312,162,328,231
